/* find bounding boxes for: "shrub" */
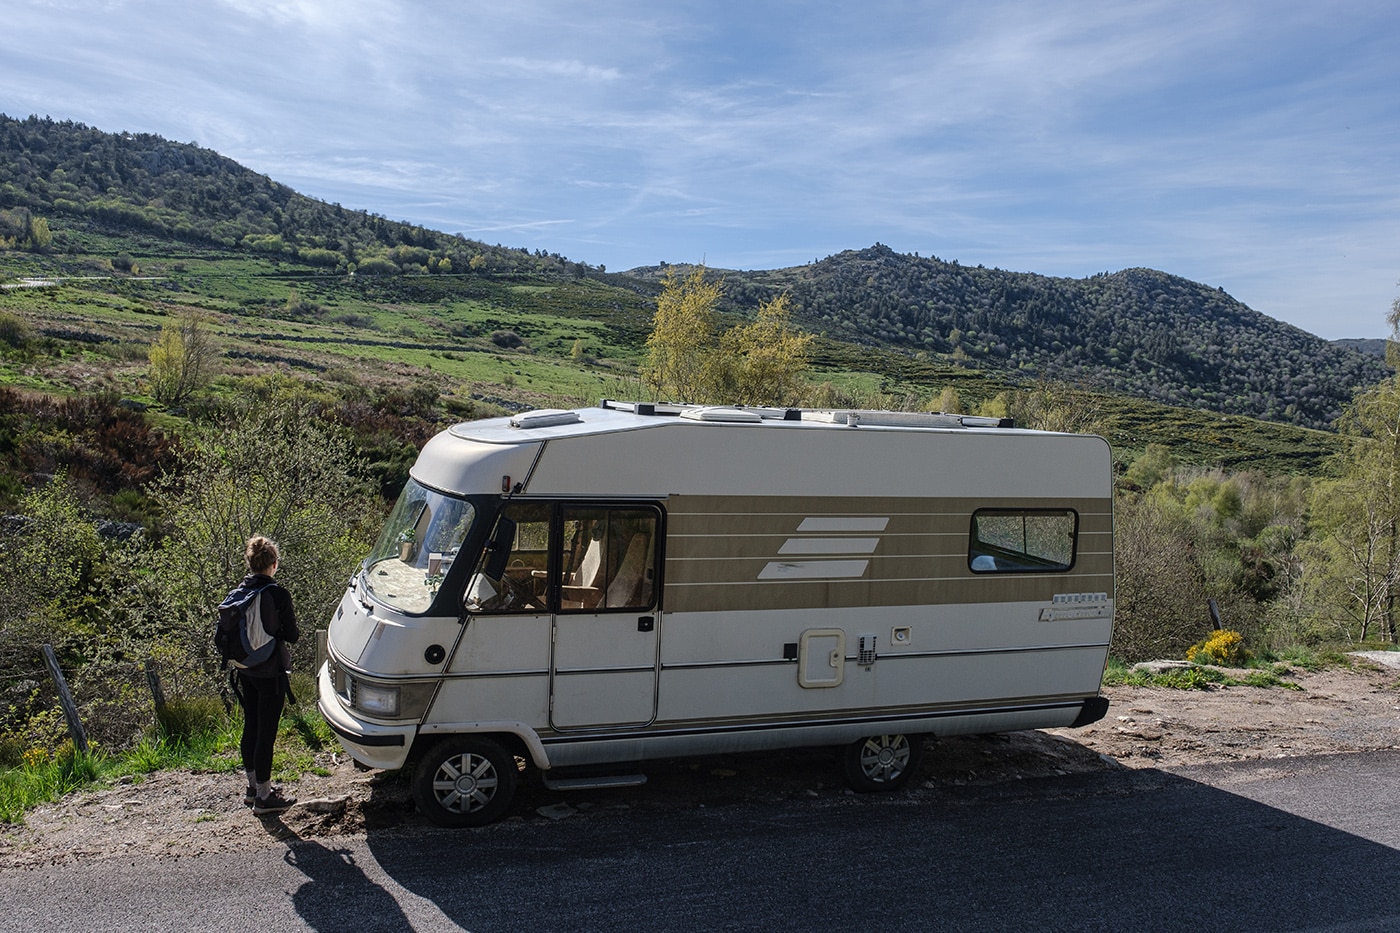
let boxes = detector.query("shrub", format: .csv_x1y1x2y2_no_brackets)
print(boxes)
355,257,399,276
0,312,33,351
1187,628,1250,667
156,696,227,742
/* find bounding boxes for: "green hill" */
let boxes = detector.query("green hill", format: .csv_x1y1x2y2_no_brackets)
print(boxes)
0,113,609,281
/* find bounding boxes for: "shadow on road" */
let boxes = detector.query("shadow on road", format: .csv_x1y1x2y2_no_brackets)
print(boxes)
284,841,414,933
359,753,1400,932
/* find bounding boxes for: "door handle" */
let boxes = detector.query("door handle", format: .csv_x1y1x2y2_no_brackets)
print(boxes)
637,616,655,633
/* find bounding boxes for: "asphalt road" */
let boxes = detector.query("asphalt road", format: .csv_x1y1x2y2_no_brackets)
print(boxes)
3,751,1399,932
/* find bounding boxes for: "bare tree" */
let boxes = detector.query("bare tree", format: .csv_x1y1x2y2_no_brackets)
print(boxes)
1112,495,1212,661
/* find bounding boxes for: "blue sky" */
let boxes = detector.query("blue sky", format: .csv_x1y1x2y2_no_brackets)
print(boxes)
3,0,1398,339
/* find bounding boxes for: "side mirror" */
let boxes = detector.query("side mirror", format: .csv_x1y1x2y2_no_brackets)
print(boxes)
482,517,517,580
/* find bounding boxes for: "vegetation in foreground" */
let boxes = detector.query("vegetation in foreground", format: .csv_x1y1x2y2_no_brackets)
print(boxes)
0,674,330,823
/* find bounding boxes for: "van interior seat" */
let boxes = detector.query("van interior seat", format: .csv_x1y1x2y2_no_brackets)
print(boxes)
603,532,651,608
561,531,606,609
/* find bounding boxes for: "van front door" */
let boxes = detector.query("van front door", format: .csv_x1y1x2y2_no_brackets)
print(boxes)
549,506,662,730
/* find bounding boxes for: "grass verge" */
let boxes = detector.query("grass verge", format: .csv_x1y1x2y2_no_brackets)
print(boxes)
0,684,337,824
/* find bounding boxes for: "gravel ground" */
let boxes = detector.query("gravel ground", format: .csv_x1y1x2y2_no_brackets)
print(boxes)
1,656,1396,871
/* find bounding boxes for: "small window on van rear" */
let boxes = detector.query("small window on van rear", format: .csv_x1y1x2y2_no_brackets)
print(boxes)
969,509,1077,573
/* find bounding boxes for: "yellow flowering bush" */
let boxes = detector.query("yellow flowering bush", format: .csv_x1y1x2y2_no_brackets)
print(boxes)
21,746,50,769
1186,629,1249,667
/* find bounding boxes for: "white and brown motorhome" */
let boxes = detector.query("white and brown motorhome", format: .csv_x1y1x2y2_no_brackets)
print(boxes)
318,401,1114,826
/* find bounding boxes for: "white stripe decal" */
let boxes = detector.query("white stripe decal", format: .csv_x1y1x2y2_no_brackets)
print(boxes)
778,537,880,556
758,560,870,580
797,517,890,532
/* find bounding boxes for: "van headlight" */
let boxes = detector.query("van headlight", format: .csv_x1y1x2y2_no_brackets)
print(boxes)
333,664,434,721
354,681,401,717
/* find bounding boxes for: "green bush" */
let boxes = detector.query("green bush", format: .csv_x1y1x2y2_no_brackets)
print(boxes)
156,696,228,742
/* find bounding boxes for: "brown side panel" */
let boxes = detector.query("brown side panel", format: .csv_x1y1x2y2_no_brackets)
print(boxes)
664,494,1113,614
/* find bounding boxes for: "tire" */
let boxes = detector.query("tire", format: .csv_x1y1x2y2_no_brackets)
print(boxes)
412,736,518,827
842,733,924,793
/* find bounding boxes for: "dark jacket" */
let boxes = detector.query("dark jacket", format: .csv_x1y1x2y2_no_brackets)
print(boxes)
233,572,299,678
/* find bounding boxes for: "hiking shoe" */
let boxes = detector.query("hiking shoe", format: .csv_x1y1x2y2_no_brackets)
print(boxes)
252,789,297,815
243,786,256,807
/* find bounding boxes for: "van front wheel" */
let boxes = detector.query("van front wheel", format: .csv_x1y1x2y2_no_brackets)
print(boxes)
842,733,924,793
413,736,518,827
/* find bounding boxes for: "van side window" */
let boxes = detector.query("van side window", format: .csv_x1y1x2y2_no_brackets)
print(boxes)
465,501,551,612
559,507,658,612
969,509,1077,573
465,503,659,613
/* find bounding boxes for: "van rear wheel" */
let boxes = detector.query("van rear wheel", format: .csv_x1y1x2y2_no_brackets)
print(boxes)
842,733,923,793
413,736,518,827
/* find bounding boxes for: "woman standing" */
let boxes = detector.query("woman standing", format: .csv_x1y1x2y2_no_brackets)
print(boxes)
229,535,300,815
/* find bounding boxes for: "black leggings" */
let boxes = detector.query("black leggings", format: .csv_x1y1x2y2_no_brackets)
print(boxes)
237,673,286,784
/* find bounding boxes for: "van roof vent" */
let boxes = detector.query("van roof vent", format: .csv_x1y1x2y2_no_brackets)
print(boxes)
510,409,583,429
679,407,764,423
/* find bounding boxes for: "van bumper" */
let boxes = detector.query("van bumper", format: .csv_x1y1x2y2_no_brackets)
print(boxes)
316,663,415,770
1071,695,1110,728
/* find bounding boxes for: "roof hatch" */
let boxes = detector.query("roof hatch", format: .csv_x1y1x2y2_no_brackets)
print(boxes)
510,409,583,429
679,407,764,423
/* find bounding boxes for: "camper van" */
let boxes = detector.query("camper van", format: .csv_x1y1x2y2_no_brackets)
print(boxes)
319,401,1114,826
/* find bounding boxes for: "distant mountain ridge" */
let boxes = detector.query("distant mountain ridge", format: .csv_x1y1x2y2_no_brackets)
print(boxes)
0,113,1389,430
629,247,1389,429
1332,338,1387,358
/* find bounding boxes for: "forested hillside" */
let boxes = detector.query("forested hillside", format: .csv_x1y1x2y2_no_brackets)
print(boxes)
635,247,1389,430
0,113,604,280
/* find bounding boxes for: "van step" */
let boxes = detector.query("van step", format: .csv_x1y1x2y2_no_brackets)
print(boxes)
539,773,648,791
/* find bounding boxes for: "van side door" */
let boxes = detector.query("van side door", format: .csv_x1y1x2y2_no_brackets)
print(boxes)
549,504,663,730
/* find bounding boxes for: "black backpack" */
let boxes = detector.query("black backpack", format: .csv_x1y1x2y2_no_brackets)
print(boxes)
215,583,276,669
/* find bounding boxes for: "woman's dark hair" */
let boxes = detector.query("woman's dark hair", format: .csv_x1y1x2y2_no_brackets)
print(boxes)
246,535,280,574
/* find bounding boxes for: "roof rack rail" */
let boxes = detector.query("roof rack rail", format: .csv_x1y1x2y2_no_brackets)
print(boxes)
598,400,1014,429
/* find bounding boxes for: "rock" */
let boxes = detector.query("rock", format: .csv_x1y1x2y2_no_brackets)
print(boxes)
1350,650,1400,669
1132,659,1192,674
536,803,576,821
300,795,349,815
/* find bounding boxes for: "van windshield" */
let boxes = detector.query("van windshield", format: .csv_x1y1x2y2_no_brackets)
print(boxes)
363,480,477,614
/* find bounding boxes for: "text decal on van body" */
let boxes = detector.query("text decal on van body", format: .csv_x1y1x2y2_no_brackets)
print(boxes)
1038,592,1112,621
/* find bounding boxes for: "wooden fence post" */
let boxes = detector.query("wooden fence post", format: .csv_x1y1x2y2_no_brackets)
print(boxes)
40,643,89,756
144,658,167,715
1207,598,1224,631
